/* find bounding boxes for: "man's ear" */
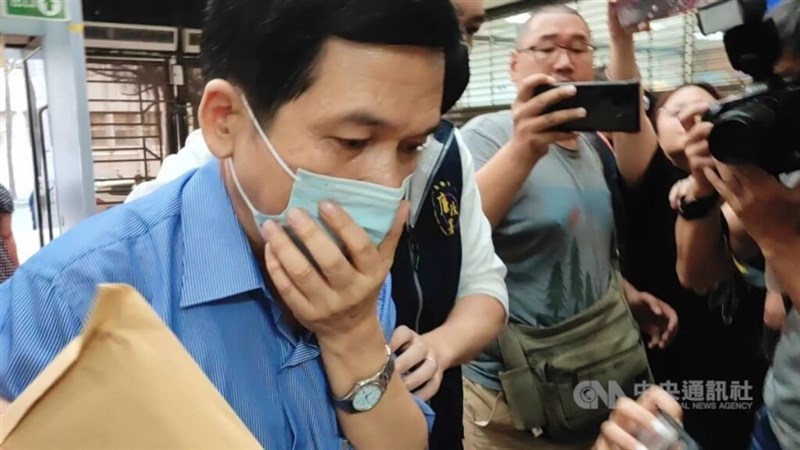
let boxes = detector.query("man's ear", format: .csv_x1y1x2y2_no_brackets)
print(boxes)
198,79,245,160
509,50,520,84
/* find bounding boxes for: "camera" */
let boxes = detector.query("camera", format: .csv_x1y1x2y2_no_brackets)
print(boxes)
697,0,800,174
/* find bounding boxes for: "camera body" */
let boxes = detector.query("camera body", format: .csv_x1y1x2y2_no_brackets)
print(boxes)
697,0,800,174
704,77,800,173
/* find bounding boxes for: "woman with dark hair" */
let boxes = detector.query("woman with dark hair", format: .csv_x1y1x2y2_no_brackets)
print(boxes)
0,183,19,283
650,83,721,168
619,83,769,450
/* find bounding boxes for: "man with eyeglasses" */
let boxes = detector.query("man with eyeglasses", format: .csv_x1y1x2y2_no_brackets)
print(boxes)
460,3,677,449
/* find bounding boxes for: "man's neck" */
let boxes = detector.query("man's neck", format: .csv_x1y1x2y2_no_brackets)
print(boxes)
220,163,304,335
556,136,579,151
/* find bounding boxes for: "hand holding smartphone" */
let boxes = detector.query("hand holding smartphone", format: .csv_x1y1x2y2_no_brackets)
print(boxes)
634,408,702,450
532,80,642,133
616,0,715,28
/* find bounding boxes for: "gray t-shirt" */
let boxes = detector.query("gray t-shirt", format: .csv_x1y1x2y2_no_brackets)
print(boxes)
764,308,800,450
460,110,614,390
763,170,800,450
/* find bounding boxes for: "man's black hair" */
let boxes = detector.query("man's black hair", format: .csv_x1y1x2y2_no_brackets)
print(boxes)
201,0,463,119
517,4,590,46
768,0,800,55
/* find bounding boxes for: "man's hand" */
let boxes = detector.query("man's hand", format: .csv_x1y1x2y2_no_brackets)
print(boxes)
594,386,684,450
704,163,800,253
390,326,443,401
607,0,650,42
263,201,409,341
680,103,718,198
623,281,678,350
507,74,586,163
669,176,696,210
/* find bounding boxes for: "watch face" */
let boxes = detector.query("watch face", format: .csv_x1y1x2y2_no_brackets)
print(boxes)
352,383,383,412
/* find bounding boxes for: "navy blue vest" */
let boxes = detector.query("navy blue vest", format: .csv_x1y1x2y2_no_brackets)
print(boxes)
392,120,464,450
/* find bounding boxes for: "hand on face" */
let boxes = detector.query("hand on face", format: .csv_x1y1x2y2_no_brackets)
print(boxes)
593,386,683,450
703,163,800,252
389,326,443,401
263,200,409,340
508,74,586,161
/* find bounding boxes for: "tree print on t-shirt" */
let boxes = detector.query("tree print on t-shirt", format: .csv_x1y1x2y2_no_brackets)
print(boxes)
545,264,566,322
545,237,601,324
569,240,584,315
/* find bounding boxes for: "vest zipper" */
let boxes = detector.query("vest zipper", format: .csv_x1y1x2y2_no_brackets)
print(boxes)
411,130,455,227
407,225,425,331
413,269,425,332
408,126,455,330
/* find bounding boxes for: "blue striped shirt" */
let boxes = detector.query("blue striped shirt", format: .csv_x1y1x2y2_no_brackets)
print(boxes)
0,160,434,449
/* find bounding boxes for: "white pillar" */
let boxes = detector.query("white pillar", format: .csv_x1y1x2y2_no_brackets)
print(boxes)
2,0,95,231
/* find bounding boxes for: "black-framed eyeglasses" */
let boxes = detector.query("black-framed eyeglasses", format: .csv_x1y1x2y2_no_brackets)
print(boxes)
518,43,597,63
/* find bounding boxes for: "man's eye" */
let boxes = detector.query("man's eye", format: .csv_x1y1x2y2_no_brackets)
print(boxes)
337,138,369,150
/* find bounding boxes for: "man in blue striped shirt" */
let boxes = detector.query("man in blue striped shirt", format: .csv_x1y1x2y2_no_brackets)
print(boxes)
0,0,465,448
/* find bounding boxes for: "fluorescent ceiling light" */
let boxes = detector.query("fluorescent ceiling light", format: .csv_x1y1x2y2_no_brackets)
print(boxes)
505,12,530,24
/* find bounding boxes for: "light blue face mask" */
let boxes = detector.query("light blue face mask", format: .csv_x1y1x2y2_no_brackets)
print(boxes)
228,97,410,246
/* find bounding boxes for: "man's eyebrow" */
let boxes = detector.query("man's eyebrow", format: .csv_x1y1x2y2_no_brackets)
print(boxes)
337,111,440,137
532,33,589,43
535,33,558,41
338,111,392,128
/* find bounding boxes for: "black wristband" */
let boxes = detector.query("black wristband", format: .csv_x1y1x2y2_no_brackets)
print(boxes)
678,192,721,220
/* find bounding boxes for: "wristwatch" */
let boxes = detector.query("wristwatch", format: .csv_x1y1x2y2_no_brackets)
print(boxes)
678,192,721,220
333,345,394,413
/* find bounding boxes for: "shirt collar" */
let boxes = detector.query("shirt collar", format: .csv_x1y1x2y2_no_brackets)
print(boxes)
179,160,265,308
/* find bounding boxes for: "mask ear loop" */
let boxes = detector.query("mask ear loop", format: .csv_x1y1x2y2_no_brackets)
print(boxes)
227,158,262,216
240,96,297,181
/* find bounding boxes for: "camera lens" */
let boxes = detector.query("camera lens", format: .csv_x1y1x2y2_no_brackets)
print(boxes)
708,102,777,165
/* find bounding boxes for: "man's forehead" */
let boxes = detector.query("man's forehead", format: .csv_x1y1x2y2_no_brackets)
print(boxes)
521,12,590,44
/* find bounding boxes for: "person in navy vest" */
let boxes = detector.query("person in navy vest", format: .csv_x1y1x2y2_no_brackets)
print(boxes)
0,0,467,448
387,3,509,450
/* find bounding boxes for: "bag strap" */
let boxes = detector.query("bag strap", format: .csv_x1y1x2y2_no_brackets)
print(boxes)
583,132,626,265
609,268,657,384
498,326,545,431
498,326,528,372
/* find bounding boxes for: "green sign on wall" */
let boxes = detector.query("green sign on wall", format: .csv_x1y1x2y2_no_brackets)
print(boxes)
3,0,68,21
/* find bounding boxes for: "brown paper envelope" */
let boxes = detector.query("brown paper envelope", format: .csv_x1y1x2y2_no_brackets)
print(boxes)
0,283,263,449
